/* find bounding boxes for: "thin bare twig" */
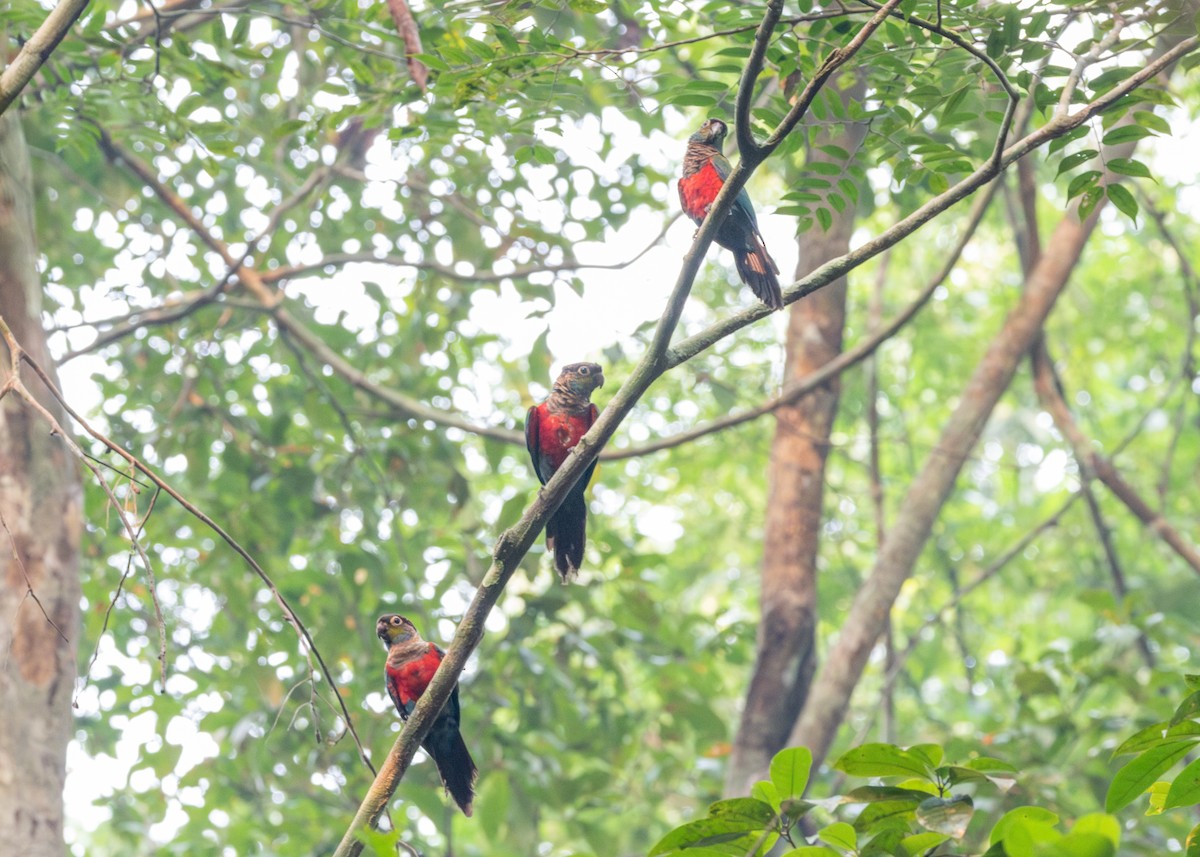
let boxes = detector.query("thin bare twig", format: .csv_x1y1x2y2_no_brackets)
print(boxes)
0,511,70,643
0,317,378,774
75,486,164,705
1077,478,1156,667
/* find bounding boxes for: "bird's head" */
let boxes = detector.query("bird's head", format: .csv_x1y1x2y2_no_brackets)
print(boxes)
689,118,728,149
555,362,605,399
376,614,419,646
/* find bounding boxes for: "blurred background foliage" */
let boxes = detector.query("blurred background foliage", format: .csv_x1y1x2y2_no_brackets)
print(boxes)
5,0,1198,853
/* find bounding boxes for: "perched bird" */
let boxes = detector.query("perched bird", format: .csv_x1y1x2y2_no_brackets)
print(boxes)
376,614,477,816
678,117,783,311
525,362,605,581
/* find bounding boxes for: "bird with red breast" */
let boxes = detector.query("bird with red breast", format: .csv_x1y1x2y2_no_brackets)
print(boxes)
678,117,783,310
525,362,605,581
377,614,477,816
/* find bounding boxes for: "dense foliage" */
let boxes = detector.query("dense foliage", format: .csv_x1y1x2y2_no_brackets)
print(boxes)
654,679,1200,856
4,0,1197,854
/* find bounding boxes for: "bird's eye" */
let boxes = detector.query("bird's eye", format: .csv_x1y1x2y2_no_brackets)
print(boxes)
579,366,589,375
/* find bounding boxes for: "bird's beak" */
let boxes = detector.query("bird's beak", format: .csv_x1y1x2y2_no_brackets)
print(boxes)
596,372,605,388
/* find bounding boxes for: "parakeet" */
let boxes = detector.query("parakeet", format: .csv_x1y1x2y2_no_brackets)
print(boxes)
678,117,783,310
525,362,605,581
377,614,477,816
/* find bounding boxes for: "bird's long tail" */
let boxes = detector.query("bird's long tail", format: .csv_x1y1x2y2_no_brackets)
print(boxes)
546,489,588,582
427,729,478,817
735,242,783,311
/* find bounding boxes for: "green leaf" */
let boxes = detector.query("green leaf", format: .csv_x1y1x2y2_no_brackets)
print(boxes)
1078,186,1103,221
648,818,769,856
1186,822,1200,857
1148,780,1172,815
844,786,931,804
1133,110,1171,134
816,207,833,231
1105,740,1195,812
834,744,936,781
916,795,973,838
966,757,1019,773
1049,126,1089,153
999,817,1062,857
1107,158,1153,179
1101,125,1155,145
900,832,948,856
770,747,812,801
1056,150,1098,176
779,849,840,856
860,828,906,856
411,53,450,72
1070,170,1104,198
852,800,918,834
990,807,1059,845
1105,184,1138,221
708,798,776,827
1164,757,1200,809
817,822,856,851
1055,832,1116,857
907,744,943,769
1111,722,1200,758
816,144,850,160
1072,814,1120,847
1172,691,1200,725
752,780,781,811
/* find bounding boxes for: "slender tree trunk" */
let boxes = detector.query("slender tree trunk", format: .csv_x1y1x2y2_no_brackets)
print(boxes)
725,78,868,796
0,111,82,855
788,199,1104,770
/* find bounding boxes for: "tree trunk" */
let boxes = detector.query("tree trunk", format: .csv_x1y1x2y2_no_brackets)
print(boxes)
0,111,82,855
725,79,868,796
788,200,1104,771
785,40,1176,764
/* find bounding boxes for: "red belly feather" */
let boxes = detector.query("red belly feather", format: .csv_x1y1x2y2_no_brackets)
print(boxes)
388,644,443,706
538,411,590,471
679,160,724,222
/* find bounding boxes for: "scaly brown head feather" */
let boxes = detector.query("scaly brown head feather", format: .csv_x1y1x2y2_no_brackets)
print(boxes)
547,362,604,414
376,614,421,647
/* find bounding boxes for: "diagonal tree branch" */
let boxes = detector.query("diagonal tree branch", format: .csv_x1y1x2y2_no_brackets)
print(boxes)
608,183,997,461
384,0,428,92
1030,342,1200,577
0,0,90,116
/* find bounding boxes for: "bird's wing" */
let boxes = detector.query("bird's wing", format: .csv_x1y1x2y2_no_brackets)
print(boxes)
711,152,733,181
711,153,763,231
525,405,548,484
